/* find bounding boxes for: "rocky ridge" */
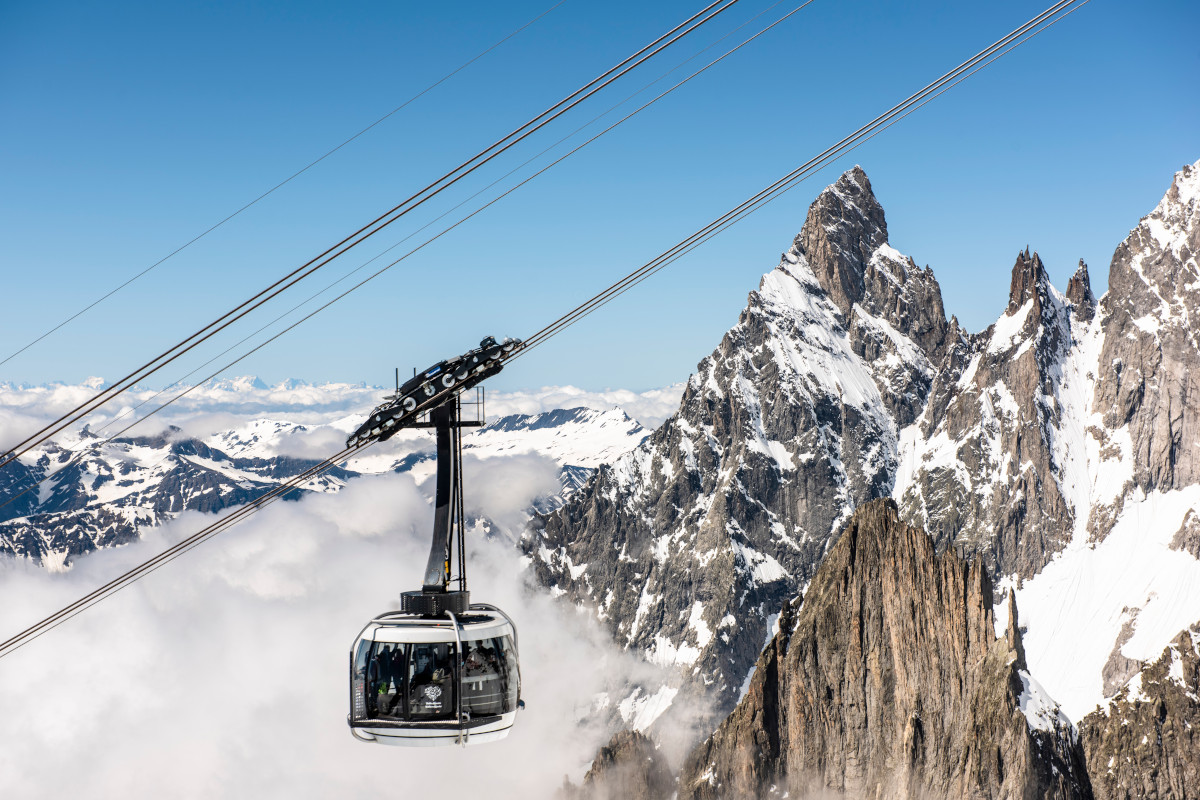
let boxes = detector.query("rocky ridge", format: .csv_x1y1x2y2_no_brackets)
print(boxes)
558,729,675,800
677,499,1090,800
1088,160,1200,535
894,246,1085,579
529,161,1200,739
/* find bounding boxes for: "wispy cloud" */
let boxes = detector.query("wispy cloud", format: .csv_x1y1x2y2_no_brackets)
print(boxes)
0,378,684,454
485,383,685,429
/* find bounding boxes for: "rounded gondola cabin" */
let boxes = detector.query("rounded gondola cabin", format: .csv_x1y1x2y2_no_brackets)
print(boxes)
348,605,521,746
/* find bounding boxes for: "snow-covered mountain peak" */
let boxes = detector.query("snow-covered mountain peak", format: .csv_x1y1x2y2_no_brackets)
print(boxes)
472,406,648,470
986,248,1074,368
1103,159,1200,331
793,165,890,321
486,406,628,433
794,167,950,370
204,375,270,392
206,418,311,459
1144,159,1200,258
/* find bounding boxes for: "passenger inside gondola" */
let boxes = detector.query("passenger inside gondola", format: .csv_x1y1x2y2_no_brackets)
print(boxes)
462,638,507,716
368,643,398,716
408,643,454,719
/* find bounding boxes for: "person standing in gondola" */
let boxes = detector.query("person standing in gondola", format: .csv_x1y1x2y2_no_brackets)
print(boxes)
375,646,393,695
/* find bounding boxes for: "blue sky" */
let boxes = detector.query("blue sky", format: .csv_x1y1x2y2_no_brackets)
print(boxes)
1,0,1196,393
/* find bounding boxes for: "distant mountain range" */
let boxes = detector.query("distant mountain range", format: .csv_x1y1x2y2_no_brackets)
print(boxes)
0,403,650,568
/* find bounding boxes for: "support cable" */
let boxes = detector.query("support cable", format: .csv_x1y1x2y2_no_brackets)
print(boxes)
509,0,1088,359
0,0,811,515
455,395,468,593
0,0,569,370
0,0,743,468
0,442,368,660
0,0,1090,661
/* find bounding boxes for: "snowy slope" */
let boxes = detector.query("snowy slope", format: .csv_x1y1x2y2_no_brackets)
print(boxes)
1002,160,1200,720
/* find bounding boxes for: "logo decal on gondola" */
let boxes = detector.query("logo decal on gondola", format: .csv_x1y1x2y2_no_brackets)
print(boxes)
423,685,443,701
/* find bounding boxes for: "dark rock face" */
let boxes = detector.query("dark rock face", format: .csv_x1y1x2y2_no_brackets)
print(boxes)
558,730,674,800
528,168,949,724
1080,625,1200,800
0,452,40,520
1101,615,1143,700
799,167,949,365
1067,259,1097,322
677,499,1092,800
1171,509,1200,559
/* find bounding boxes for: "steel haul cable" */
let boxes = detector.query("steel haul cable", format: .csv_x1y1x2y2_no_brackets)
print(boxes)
511,0,1088,358
0,442,368,659
0,0,813,516
0,0,1092,661
0,0,744,468
0,0,569,370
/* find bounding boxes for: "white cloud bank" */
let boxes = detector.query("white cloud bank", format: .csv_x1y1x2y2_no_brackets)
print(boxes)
484,384,685,430
0,378,684,454
0,463,658,798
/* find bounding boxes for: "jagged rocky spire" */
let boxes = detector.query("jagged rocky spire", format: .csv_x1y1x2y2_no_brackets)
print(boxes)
1066,259,1096,321
1007,247,1051,314
794,165,889,317
794,166,949,362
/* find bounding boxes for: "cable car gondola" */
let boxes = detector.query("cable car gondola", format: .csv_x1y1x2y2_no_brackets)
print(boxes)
347,338,524,747
349,604,521,746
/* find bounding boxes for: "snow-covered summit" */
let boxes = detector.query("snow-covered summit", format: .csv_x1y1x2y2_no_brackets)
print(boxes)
530,161,1200,747
529,166,951,727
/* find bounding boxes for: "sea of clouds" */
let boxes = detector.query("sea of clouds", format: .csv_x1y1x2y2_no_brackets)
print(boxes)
0,377,694,797
0,463,665,797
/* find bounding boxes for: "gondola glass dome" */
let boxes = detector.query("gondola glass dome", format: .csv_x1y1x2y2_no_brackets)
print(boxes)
349,604,521,747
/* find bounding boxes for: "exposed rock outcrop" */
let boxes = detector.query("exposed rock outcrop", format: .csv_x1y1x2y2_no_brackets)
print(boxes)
1080,624,1200,800
528,167,945,723
1066,259,1096,322
558,730,674,800
895,246,1082,580
1089,161,1200,531
1171,509,1200,560
677,499,1091,800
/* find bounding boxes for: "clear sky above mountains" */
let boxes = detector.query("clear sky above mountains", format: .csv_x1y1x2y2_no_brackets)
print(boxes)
1,0,1196,392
